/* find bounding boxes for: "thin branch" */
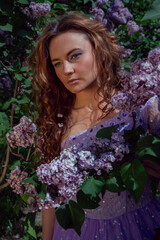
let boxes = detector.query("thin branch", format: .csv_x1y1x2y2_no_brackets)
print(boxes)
10,79,19,127
26,147,31,161
0,182,9,192
0,78,19,184
0,145,10,184
9,146,24,160
0,60,13,79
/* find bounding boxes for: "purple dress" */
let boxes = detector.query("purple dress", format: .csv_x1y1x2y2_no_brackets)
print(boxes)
52,96,160,240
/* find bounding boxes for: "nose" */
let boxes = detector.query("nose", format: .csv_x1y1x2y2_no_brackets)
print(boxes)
63,61,74,75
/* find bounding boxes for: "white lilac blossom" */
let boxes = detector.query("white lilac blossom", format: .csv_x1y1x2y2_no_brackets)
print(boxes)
111,48,160,112
6,116,36,148
127,20,140,36
107,0,133,25
8,166,41,212
22,2,50,19
36,133,129,208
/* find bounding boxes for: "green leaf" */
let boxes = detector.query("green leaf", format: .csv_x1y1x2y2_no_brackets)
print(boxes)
38,184,47,201
0,23,13,32
136,135,160,159
24,78,32,87
141,0,160,21
25,213,37,239
81,177,104,199
0,23,12,32
21,194,33,204
54,3,68,11
0,42,5,47
21,66,28,72
22,177,38,188
120,160,147,204
83,0,90,4
96,125,118,139
69,200,85,236
55,203,73,230
0,112,10,135
106,173,126,193
14,197,22,216
2,98,18,110
9,160,21,170
17,0,29,4
77,189,100,209
18,95,30,104
15,73,23,81
124,125,145,144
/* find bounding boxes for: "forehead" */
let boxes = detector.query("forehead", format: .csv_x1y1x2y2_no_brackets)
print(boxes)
49,30,92,58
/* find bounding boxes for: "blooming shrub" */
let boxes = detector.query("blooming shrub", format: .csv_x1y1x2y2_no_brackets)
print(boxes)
0,0,160,239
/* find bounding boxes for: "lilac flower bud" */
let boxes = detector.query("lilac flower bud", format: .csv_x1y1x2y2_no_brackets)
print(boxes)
121,8,133,21
127,20,140,36
91,7,105,22
140,61,154,74
97,0,108,8
130,58,143,75
148,48,160,67
122,48,132,58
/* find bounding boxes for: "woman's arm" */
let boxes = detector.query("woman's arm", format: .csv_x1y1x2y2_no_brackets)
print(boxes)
42,206,56,240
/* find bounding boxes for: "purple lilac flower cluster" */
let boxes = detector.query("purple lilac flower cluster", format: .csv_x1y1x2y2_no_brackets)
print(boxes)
107,0,132,25
121,48,132,58
6,116,36,148
111,48,160,112
91,0,108,25
127,20,140,36
22,1,50,19
37,132,129,208
8,166,41,212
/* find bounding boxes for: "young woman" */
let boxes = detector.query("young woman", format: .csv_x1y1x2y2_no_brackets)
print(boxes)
28,14,160,240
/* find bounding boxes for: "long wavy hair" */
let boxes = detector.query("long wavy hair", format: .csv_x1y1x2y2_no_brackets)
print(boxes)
28,13,123,163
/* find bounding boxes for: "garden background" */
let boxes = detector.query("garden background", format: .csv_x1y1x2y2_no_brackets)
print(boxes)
0,0,160,239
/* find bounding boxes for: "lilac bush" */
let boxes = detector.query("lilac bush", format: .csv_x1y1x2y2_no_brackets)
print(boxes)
36,132,129,208
111,48,160,112
6,116,36,148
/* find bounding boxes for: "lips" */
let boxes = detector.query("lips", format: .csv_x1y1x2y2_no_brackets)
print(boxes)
67,79,79,85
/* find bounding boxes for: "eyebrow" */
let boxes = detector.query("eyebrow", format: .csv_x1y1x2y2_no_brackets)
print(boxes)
51,48,82,63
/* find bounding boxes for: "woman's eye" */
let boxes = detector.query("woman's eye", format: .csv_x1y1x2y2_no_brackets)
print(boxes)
54,62,61,68
71,53,82,60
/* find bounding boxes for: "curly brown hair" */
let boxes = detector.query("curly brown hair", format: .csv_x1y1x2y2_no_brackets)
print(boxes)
28,13,123,163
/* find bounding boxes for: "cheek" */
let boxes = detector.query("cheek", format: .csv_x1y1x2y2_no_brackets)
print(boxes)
54,69,64,82
78,57,94,74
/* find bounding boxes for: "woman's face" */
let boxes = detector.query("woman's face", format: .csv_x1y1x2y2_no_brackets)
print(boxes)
49,30,98,94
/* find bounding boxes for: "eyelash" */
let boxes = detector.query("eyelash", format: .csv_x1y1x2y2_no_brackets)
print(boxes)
54,52,82,68
71,52,82,60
